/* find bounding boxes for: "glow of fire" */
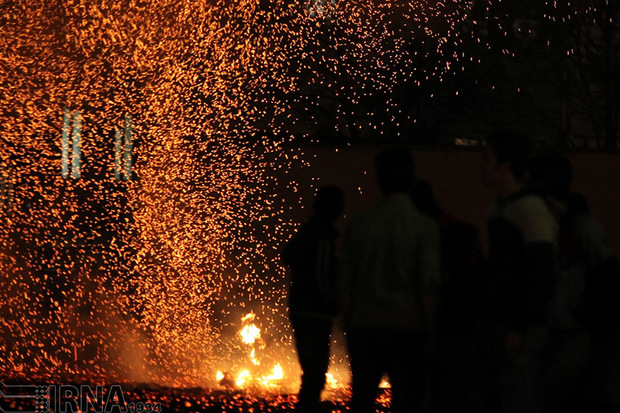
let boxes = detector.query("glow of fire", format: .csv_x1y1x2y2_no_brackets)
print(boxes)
240,324,261,345
260,364,284,387
216,312,288,390
241,312,257,324
2,0,593,392
325,373,339,389
379,377,391,389
236,370,251,388
250,349,260,366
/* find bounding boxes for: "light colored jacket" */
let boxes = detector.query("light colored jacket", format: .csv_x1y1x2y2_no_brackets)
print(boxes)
339,194,440,331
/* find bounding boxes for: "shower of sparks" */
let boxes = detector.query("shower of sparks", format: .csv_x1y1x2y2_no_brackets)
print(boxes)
1,0,600,392
0,0,302,386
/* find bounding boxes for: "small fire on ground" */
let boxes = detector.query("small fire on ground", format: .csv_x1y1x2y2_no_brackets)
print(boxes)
215,312,391,397
216,312,286,391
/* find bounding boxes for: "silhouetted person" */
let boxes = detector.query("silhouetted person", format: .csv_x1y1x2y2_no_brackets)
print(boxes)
339,147,440,413
412,179,485,413
282,185,345,413
476,130,558,413
530,152,620,412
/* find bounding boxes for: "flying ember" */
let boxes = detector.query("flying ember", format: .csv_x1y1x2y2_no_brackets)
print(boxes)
0,0,509,397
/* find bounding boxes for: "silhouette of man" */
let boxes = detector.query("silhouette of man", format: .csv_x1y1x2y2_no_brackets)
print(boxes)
282,185,345,413
478,130,558,413
530,151,620,412
339,147,440,413
412,179,485,413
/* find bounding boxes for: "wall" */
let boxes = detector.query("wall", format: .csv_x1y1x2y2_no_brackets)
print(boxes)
284,145,620,254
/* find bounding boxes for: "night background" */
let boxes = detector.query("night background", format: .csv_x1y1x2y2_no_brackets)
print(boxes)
1,0,618,411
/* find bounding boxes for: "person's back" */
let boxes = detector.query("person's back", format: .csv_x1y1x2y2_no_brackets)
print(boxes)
284,214,340,318
485,189,558,330
411,178,484,413
342,193,438,331
475,130,557,413
339,147,440,413
530,152,620,412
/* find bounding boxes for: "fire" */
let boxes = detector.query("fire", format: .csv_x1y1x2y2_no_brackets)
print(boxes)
325,373,340,389
217,312,286,391
379,377,392,389
240,324,261,346
241,313,257,324
260,364,284,387
250,349,260,366
236,370,251,388
1,0,489,390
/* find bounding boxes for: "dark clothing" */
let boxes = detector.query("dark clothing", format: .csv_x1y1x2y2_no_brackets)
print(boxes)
438,221,485,334
291,316,332,413
339,194,440,413
478,189,558,413
282,215,340,319
282,214,340,413
473,322,549,413
486,190,557,333
548,195,620,410
347,328,427,413
430,221,485,413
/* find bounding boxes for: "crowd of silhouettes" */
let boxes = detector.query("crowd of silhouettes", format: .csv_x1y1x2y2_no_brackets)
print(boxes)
282,129,620,413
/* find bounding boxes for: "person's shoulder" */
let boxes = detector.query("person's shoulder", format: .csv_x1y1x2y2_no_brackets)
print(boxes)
504,191,556,242
352,196,399,218
504,192,552,220
382,193,418,212
507,191,547,210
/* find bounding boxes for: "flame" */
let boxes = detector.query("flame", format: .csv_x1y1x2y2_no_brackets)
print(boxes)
236,370,251,387
379,377,391,389
250,349,260,366
265,364,284,381
259,364,284,388
241,312,256,323
325,373,338,388
216,312,288,390
240,324,261,345
227,365,284,389
324,372,352,392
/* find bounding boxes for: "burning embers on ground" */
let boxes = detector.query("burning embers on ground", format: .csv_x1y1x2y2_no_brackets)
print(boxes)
0,311,392,412
215,312,354,393
215,312,286,392
206,312,392,412
0,383,392,413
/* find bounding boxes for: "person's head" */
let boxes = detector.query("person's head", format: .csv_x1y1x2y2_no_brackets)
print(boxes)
375,147,415,196
313,185,345,222
482,129,532,192
529,152,590,216
529,151,573,199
